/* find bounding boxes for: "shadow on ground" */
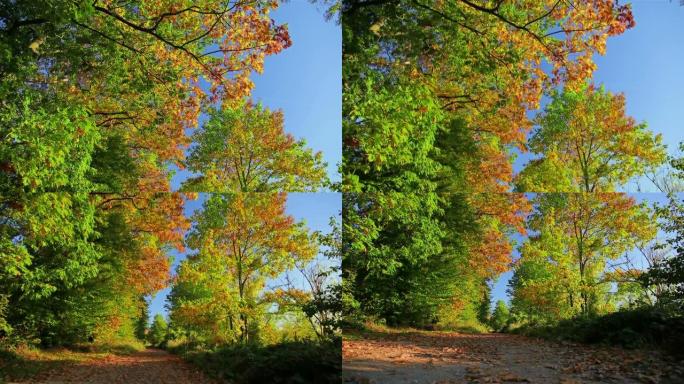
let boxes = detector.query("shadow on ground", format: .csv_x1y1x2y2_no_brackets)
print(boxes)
343,329,684,384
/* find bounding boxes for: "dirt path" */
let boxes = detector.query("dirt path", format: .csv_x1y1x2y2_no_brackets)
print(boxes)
343,331,684,384
13,348,216,384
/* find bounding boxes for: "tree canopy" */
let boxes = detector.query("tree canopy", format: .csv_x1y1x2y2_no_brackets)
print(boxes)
182,103,328,193
516,84,666,192
0,0,333,350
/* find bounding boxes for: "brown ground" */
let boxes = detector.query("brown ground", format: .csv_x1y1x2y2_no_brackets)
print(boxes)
343,330,684,384
11,348,216,384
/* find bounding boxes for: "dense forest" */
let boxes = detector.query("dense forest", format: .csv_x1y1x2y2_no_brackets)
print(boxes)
341,0,684,355
1,1,341,383
2,0,684,383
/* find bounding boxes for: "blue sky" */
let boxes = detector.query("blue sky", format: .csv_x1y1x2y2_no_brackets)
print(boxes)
512,1,684,192
169,1,341,189
252,1,341,185
149,192,341,321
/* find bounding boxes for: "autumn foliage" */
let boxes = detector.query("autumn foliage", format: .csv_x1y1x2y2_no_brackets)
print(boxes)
0,0,295,347
182,103,328,193
343,0,636,193
340,0,673,335
169,193,318,344
516,83,666,192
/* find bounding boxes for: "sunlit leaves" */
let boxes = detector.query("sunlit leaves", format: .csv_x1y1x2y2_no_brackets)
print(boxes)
171,193,318,344
517,84,666,192
0,95,99,193
183,103,328,193
511,193,657,321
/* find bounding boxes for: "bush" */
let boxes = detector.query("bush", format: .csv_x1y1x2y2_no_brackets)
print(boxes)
512,307,684,356
171,339,341,384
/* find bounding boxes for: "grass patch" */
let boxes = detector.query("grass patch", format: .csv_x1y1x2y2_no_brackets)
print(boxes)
435,320,489,334
0,345,99,383
0,341,144,383
343,320,486,342
170,339,341,384
342,321,423,341
88,340,145,355
511,308,684,356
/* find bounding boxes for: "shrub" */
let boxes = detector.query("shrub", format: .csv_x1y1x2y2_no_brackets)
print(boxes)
172,339,341,384
512,307,684,356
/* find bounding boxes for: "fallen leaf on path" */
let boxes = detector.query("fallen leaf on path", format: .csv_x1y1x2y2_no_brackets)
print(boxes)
499,372,529,382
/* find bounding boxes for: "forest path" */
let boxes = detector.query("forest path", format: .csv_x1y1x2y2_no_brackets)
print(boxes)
12,348,216,384
343,330,683,384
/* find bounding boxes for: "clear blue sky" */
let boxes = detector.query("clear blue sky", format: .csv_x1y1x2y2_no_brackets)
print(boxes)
149,192,341,321
170,1,341,189
512,1,684,192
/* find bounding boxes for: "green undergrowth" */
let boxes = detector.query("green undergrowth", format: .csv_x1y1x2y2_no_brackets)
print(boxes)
435,321,489,334
0,340,144,383
511,308,684,356
343,320,487,342
169,339,341,384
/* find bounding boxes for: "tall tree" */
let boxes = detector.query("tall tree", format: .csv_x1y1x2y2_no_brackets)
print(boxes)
477,280,492,325
511,193,657,321
147,314,168,348
490,300,510,332
343,192,445,326
135,296,150,341
343,192,527,327
170,193,318,343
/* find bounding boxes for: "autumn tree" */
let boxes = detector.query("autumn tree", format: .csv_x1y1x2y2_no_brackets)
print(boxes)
343,192,527,328
2,0,292,202
510,193,657,322
182,103,328,193
343,0,635,194
0,191,190,346
516,84,666,192
169,193,318,344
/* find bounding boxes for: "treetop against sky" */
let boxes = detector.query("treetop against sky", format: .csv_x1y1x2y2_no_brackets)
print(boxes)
150,1,342,319
513,2,684,193
170,1,341,191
